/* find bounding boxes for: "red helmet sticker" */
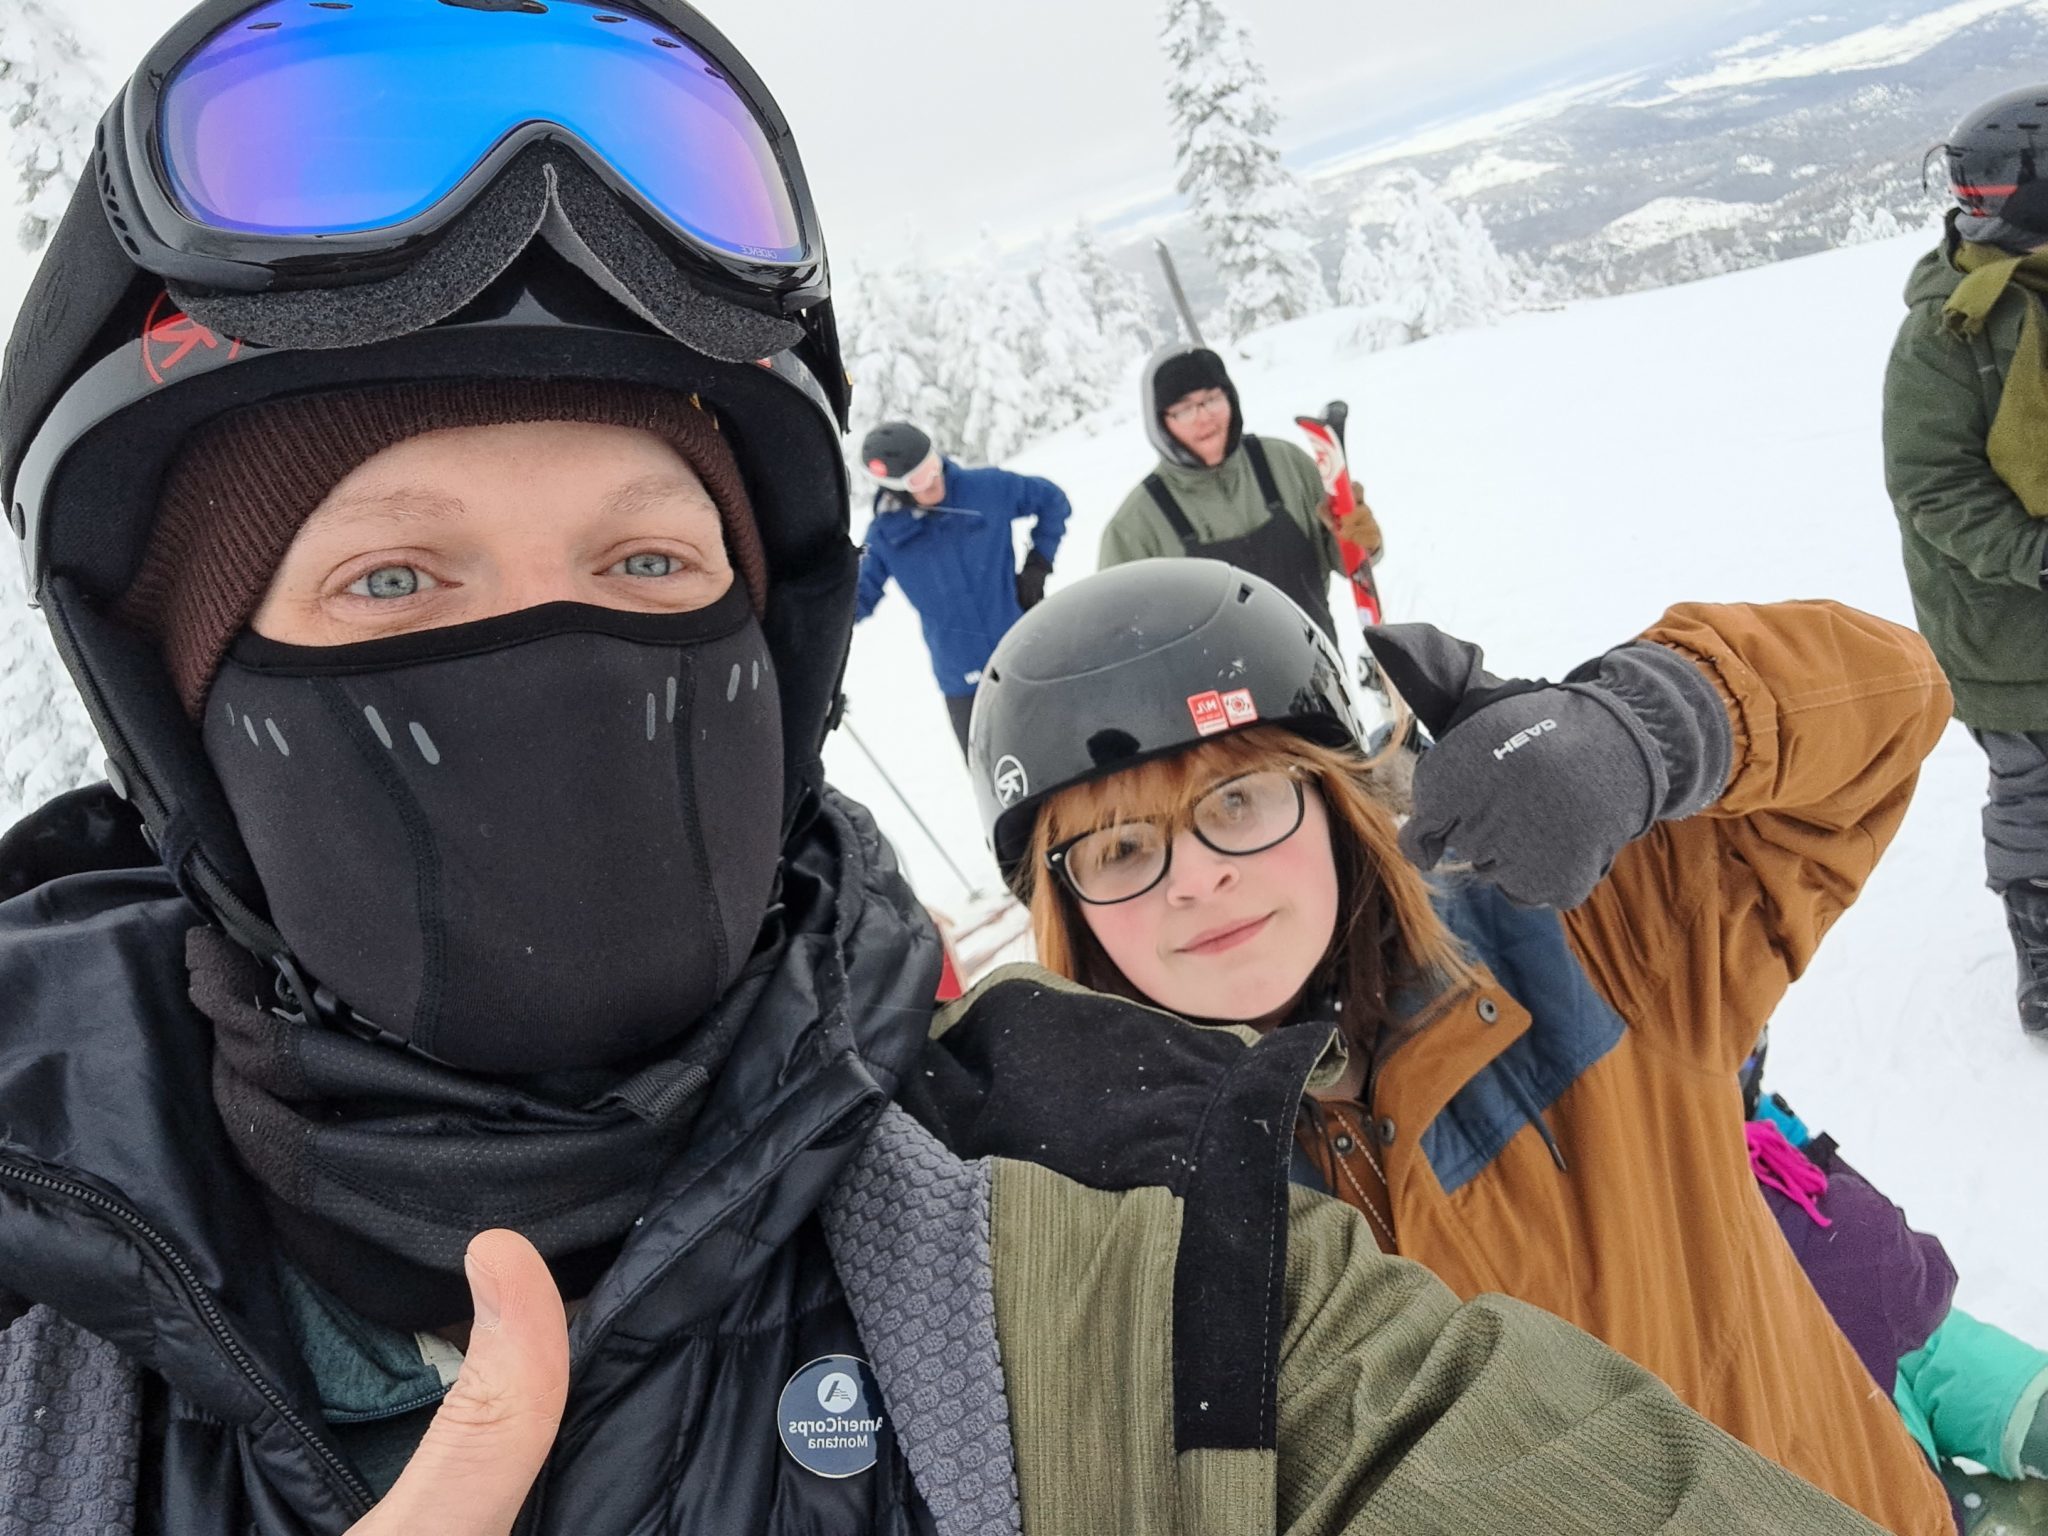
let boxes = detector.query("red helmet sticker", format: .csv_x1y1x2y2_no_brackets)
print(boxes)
1187,690,1228,737
142,290,242,386
867,458,890,476
1221,688,1259,727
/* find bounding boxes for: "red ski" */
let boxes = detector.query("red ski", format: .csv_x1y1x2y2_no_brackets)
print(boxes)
1296,401,1382,627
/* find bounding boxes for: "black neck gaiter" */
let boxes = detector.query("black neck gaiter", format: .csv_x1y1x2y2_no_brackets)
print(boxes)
201,588,783,1074
195,924,752,1328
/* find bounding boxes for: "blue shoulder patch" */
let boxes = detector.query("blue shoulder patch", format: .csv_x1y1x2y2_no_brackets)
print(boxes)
1419,883,1626,1195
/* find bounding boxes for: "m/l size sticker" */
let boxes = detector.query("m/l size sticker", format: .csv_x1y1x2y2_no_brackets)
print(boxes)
777,1355,885,1478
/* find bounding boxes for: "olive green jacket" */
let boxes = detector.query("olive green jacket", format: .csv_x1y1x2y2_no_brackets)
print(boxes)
1100,437,1344,579
894,967,1883,1534
1882,236,2048,729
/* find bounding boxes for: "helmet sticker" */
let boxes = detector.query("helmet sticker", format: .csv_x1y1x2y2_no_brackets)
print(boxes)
1187,690,1228,737
1221,688,1258,726
142,290,242,385
867,458,890,476
993,754,1029,807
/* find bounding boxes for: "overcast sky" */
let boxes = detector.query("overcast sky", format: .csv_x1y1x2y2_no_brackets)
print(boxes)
78,0,1729,259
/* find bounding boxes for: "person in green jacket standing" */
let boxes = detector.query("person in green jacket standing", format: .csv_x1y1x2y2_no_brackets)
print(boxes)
1884,86,2048,1036
1100,343,1346,642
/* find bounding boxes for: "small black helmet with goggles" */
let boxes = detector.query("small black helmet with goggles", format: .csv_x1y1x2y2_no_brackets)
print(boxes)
967,559,1366,897
1929,86,2048,242
2,0,860,1001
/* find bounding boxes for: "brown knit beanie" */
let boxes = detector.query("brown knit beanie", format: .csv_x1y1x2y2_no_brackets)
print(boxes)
117,379,771,718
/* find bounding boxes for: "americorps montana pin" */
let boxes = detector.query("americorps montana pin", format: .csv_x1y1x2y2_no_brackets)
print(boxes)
777,1355,885,1478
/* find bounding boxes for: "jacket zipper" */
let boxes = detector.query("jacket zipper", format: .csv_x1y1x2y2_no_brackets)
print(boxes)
0,1159,376,1519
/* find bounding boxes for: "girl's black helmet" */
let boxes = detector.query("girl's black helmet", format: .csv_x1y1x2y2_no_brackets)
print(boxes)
967,558,1365,891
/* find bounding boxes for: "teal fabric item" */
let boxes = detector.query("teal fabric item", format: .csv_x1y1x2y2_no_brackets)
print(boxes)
1754,1096,1812,1148
1896,1305,2048,1478
276,1262,456,1495
276,1262,457,1423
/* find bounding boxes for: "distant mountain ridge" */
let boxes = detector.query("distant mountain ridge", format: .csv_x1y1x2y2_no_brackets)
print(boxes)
1135,0,2048,311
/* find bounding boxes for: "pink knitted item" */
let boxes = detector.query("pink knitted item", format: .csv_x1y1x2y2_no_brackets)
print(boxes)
1747,1120,1831,1229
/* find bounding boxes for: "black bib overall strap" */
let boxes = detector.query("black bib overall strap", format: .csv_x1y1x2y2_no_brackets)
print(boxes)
1143,436,1339,643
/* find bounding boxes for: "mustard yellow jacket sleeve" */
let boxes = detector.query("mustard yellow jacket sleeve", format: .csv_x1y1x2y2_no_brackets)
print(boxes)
1563,600,1951,1075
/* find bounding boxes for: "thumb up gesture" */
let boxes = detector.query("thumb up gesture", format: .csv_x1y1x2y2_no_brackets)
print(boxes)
345,1230,570,1536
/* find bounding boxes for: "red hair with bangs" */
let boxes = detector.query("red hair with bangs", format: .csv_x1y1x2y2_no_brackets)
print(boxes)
1024,725,1472,1053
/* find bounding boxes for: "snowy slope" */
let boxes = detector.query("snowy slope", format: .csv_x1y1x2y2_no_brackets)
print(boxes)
830,225,2048,1341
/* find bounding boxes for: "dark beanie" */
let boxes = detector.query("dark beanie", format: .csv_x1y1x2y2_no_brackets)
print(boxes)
860,421,933,482
117,379,771,718
1152,347,1232,409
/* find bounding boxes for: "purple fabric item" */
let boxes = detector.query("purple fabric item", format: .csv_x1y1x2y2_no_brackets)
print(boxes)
1757,1133,1959,1389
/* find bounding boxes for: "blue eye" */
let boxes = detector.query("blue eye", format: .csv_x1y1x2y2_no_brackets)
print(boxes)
348,565,432,599
617,553,682,578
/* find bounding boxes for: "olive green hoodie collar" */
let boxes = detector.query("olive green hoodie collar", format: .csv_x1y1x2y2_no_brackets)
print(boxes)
1150,441,1255,494
1904,243,1961,307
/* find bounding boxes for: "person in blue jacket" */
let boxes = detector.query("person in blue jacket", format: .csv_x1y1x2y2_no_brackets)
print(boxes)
855,422,1070,755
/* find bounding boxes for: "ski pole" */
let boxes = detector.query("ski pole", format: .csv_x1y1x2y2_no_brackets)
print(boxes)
839,717,977,892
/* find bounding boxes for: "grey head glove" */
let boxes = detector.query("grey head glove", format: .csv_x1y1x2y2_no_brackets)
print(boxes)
1364,623,1734,909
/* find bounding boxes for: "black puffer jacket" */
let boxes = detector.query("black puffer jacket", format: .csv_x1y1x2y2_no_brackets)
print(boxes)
0,785,943,1535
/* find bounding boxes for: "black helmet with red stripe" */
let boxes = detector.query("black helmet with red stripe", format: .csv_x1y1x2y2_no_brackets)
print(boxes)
1939,86,2048,242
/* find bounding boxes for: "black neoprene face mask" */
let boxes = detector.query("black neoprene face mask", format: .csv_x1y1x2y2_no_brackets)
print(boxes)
202,586,783,1074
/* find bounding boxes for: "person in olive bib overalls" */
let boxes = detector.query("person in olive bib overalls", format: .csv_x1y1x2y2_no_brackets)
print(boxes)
1099,344,1345,641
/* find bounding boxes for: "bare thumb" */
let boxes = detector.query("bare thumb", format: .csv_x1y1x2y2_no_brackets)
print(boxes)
345,1229,569,1536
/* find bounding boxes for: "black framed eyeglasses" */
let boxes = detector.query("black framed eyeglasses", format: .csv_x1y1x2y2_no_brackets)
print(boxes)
1045,769,1308,906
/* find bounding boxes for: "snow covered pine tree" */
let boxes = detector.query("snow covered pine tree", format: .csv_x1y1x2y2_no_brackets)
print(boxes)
0,2,103,825
1337,172,1526,349
0,3,101,251
1160,0,1326,340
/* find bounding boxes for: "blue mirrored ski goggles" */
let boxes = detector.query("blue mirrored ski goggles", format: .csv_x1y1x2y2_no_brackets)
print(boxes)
108,0,822,296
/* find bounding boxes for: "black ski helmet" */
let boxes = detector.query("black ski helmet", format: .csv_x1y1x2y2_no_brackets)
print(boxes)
1939,86,2048,238
969,558,1364,891
1,0,856,960
860,421,934,486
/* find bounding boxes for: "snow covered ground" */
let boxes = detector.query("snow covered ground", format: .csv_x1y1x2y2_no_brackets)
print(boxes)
832,224,2048,1341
